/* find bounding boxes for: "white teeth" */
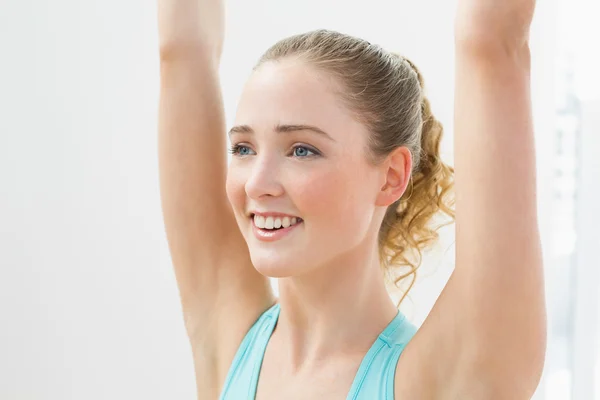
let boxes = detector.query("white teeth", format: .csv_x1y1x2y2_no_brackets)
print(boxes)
253,215,301,230
255,215,266,229
265,216,274,229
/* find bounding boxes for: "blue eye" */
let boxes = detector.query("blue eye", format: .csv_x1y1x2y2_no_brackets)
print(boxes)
228,144,255,156
228,144,319,158
293,146,317,157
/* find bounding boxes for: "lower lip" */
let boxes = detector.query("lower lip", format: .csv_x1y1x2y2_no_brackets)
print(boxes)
251,218,303,242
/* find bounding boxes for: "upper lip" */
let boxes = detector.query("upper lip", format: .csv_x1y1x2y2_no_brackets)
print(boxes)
250,211,302,219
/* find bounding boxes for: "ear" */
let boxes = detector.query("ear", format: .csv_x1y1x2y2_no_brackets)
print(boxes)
375,146,412,207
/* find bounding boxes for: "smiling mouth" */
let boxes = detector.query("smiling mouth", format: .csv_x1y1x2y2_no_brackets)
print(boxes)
250,214,304,231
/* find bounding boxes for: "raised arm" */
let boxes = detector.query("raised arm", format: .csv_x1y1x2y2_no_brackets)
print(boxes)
414,0,546,398
157,1,273,397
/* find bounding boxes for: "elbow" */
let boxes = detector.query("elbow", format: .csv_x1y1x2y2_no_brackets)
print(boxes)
158,40,183,62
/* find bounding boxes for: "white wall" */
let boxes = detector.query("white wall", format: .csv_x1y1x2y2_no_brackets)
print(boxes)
0,1,191,398
0,0,558,399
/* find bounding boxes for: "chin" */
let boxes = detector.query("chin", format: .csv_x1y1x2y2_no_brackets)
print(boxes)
249,252,304,278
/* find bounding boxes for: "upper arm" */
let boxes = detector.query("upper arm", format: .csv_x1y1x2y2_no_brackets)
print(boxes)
451,46,546,380
158,51,274,398
406,47,546,398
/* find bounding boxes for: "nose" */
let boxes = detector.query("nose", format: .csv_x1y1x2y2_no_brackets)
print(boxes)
244,155,285,200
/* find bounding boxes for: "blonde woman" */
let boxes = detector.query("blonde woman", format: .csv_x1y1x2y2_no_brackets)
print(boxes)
157,0,546,398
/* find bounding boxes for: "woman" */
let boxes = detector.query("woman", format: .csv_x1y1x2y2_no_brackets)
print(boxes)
157,0,546,398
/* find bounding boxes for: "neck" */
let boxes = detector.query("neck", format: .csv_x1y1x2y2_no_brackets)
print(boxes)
274,236,398,372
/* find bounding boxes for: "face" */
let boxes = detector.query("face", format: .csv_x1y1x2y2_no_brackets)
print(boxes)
225,59,403,278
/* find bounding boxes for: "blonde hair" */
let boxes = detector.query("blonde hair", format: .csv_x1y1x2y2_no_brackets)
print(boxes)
256,30,455,305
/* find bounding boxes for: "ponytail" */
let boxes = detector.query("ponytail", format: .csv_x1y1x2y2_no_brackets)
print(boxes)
379,58,455,306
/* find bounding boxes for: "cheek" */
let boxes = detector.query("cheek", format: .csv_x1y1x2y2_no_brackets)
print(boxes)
292,167,364,228
307,160,379,249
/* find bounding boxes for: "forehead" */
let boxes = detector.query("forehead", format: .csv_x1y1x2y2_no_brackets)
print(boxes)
234,59,365,138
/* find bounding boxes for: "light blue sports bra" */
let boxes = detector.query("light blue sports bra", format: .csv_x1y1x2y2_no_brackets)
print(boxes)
219,303,417,400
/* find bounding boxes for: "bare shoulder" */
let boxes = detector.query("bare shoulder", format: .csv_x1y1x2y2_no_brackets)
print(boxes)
181,211,275,397
395,274,543,399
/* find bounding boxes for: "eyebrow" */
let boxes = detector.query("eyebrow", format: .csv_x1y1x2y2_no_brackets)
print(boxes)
228,124,336,142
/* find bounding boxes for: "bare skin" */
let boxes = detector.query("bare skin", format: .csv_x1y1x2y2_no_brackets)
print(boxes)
157,0,546,399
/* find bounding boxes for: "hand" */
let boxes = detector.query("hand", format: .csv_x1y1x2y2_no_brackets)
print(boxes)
455,0,536,52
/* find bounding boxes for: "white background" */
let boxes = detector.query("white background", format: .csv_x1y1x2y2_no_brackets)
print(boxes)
1,0,598,399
